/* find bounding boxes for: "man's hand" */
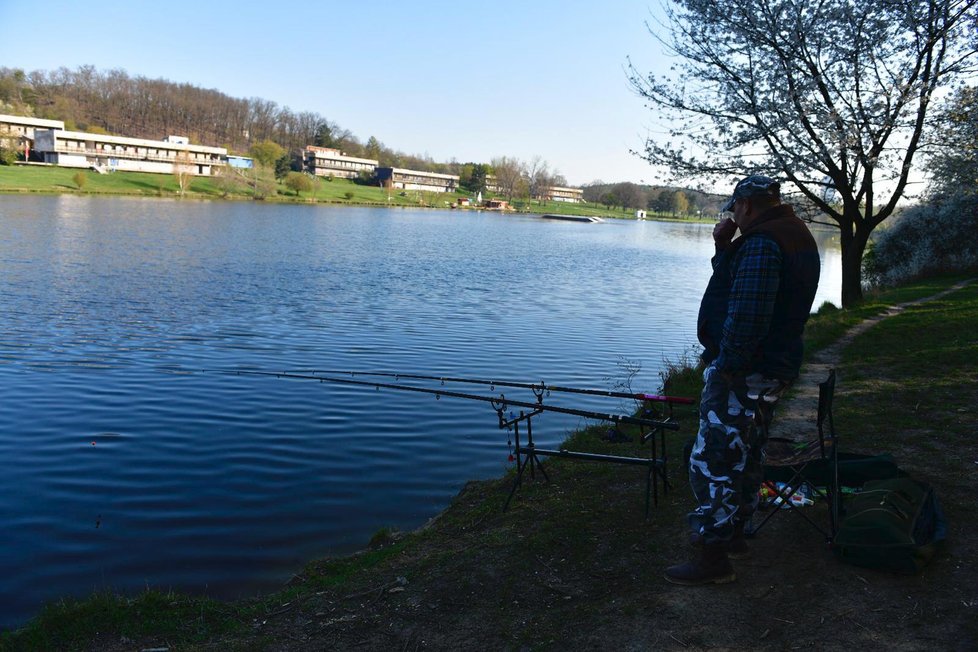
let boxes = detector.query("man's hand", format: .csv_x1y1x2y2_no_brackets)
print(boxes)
713,217,738,250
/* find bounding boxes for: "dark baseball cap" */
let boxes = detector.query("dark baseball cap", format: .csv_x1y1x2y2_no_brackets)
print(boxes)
721,175,781,212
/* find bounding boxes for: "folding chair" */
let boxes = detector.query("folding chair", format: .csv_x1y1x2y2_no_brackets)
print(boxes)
746,369,840,543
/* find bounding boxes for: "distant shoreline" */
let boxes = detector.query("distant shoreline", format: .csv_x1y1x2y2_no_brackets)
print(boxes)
0,165,715,223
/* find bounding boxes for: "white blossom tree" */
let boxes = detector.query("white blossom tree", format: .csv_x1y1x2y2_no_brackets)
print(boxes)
630,0,978,306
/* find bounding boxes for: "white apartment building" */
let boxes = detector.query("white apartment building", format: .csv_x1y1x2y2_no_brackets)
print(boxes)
32,129,227,175
375,167,459,193
541,186,584,203
303,146,378,179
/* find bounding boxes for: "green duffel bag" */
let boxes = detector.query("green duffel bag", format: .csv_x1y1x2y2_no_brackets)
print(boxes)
833,476,947,574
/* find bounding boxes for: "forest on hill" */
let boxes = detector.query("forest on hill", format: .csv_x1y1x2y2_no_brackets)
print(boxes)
0,65,447,173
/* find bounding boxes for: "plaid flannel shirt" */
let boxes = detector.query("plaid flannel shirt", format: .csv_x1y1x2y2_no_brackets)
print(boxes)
714,235,782,375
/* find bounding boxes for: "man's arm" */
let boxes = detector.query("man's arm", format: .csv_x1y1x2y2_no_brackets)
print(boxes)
715,236,782,375
710,217,738,269
713,217,738,251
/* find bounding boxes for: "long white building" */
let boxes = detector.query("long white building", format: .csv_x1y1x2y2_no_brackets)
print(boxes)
303,146,378,179
540,186,584,203
375,167,459,193
32,129,227,176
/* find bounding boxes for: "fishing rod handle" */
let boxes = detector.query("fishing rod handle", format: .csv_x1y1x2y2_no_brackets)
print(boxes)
640,394,696,405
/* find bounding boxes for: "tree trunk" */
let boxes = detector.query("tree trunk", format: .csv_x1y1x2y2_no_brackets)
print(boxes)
840,246,864,308
838,218,872,308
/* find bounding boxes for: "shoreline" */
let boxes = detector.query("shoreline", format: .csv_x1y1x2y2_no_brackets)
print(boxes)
0,166,716,223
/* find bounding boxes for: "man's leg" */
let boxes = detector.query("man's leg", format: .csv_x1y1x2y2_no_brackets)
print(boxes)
729,414,763,558
665,364,752,585
738,375,787,534
688,365,755,542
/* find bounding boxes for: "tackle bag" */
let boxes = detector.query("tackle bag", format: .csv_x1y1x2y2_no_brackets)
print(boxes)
833,476,946,574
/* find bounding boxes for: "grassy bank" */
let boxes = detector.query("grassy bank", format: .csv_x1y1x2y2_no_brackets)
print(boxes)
0,165,708,221
0,164,459,206
4,271,974,649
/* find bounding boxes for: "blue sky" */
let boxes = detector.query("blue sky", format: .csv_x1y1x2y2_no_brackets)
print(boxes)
0,0,674,186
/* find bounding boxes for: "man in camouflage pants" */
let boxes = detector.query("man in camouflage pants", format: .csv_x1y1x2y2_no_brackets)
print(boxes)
665,175,820,585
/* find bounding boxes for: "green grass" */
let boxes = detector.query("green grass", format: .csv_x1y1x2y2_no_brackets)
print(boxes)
0,164,247,198
833,280,978,457
0,543,407,650
0,165,467,206
1,590,248,651
0,165,711,221
802,272,977,357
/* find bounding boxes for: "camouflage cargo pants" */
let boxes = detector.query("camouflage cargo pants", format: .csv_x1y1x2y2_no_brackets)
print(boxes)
687,363,784,544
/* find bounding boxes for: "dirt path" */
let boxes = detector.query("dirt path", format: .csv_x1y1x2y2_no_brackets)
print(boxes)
769,278,977,441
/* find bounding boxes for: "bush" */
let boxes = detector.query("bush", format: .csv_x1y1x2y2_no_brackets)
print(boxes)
252,165,277,200
72,171,87,189
658,347,704,398
815,301,839,315
863,190,978,287
0,136,17,165
355,169,375,185
343,191,354,200
284,171,312,196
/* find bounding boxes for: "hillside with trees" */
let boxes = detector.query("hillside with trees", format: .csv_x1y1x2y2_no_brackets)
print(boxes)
2,64,714,212
0,65,453,174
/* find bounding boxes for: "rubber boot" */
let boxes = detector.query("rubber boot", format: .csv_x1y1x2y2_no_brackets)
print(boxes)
726,522,751,560
664,542,736,586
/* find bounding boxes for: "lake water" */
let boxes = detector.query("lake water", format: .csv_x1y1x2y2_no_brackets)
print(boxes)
0,196,842,628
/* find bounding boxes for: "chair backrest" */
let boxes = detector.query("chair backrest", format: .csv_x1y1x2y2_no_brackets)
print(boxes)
816,369,837,454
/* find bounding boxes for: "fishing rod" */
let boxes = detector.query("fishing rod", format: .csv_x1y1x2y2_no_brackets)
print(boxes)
220,368,687,515
222,369,679,430
282,368,695,405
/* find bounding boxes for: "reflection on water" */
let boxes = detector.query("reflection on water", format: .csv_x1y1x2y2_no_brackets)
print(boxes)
0,196,842,628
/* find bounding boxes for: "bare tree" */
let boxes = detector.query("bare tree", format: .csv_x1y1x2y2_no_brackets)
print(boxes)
215,163,245,198
173,149,194,196
251,164,278,201
630,0,978,306
526,156,553,200
247,98,278,145
614,182,646,211
490,156,527,201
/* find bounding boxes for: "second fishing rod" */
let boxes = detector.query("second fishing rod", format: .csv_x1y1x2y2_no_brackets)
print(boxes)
223,369,681,431
282,368,695,406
